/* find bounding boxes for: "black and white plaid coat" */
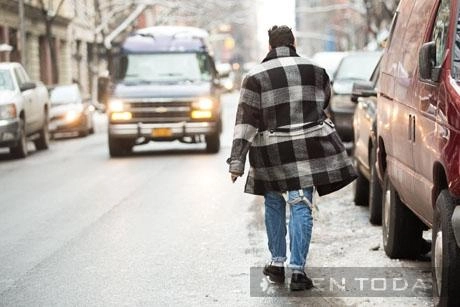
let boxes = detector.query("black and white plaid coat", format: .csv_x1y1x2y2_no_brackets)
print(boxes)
227,46,357,196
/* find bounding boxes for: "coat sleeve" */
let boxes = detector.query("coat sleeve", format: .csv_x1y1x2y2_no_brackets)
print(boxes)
227,74,261,175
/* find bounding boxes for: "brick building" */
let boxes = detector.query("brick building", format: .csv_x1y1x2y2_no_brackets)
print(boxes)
0,0,98,97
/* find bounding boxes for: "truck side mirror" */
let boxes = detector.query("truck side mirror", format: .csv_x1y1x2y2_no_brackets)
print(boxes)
419,41,436,81
351,81,376,103
19,82,36,92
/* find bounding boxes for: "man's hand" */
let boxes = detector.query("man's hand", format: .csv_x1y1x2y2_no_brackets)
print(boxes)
230,172,241,183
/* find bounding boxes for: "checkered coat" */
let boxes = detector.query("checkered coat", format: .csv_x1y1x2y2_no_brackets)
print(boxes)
227,46,357,196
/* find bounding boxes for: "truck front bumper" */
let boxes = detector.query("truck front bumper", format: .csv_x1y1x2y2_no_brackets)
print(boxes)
0,119,20,147
109,121,218,139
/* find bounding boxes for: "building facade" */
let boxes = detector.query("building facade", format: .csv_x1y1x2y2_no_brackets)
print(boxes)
0,0,99,98
295,0,367,56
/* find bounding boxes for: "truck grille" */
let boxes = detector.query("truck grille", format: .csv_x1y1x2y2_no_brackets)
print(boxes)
125,101,192,123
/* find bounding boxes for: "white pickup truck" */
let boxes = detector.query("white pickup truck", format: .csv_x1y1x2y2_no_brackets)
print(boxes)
0,62,50,158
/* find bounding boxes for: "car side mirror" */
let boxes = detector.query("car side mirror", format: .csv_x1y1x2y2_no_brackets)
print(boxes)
20,82,36,92
351,81,376,103
419,41,438,81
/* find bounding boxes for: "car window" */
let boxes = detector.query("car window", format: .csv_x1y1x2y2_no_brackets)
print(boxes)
334,53,381,81
0,69,14,91
13,68,25,87
453,11,460,78
50,85,81,104
431,0,451,67
121,52,212,83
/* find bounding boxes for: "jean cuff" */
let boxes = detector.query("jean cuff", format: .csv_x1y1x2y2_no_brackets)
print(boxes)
288,264,304,271
272,257,287,263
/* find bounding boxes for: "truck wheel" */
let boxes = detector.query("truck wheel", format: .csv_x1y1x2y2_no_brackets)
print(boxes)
432,190,460,306
34,114,50,150
108,136,132,157
353,165,369,206
205,133,220,153
10,119,28,158
382,171,423,259
368,147,382,225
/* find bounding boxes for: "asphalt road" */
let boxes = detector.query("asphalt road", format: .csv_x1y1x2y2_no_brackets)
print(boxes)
0,93,433,306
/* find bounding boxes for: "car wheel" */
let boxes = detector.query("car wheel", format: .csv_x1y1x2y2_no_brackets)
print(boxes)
369,147,382,225
353,163,369,207
382,171,423,259
34,113,50,150
10,119,28,158
205,133,220,153
108,135,132,157
79,129,89,137
432,189,460,306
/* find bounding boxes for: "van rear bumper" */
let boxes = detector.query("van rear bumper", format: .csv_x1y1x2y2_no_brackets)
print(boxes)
109,122,218,139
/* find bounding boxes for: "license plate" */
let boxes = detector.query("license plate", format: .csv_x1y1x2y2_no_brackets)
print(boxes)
152,128,172,137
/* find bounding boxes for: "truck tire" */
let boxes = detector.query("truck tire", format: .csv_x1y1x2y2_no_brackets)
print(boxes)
382,171,423,259
368,147,382,225
205,133,220,153
10,119,28,158
432,189,460,307
354,166,369,206
34,112,50,150
108,136,132,157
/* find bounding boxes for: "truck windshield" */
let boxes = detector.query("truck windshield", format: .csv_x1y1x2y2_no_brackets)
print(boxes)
120,53,212,84
0,70,14,91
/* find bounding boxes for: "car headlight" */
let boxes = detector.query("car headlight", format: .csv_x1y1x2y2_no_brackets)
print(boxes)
108,99,124,112
65,110,80,122
192,97,214,110
0,104,17,119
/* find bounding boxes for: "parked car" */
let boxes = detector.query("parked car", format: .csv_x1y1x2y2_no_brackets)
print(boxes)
312,51,347,81
328,51,382,144
49,84,94,138
376,0,460,304
351,56,383,225
0,62,50,158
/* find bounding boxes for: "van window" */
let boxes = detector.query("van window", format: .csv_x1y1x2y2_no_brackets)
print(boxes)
453,14,460,78
120,52,212,84
431,0,451,67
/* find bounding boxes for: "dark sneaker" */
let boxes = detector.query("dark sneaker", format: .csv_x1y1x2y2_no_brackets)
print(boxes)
263,264,285,283
290,272,313,291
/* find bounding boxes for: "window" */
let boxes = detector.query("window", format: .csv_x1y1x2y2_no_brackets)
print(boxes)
431,0,451,67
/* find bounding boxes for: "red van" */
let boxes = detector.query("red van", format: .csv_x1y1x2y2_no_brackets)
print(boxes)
377,0,460,304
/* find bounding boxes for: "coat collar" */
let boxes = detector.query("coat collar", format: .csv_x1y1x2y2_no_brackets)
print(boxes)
262,45,299,62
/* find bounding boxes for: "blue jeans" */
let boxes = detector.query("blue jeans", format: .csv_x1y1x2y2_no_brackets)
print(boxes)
264,187,314,270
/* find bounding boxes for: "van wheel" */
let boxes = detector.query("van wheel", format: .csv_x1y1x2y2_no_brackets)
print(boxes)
10,119,28,158
34,114,50,150
382,171,423,259
432,190,460,306
205,133,220,153
353,165,369,206
369,147,382,225
108,136,132,157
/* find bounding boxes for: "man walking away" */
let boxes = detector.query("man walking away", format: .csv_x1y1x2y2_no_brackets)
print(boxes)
227,25,357,291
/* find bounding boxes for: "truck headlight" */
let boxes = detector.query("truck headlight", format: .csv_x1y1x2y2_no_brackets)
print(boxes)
0,104,17,119
192,97,214,110
111,112,132,121
109,99,124,112
191,110,212,119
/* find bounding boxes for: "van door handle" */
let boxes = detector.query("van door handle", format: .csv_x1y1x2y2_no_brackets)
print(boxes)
408,114,416,142
409,114,412,141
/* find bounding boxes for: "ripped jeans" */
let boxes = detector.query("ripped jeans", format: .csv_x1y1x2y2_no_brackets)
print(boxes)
264,187,314,270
